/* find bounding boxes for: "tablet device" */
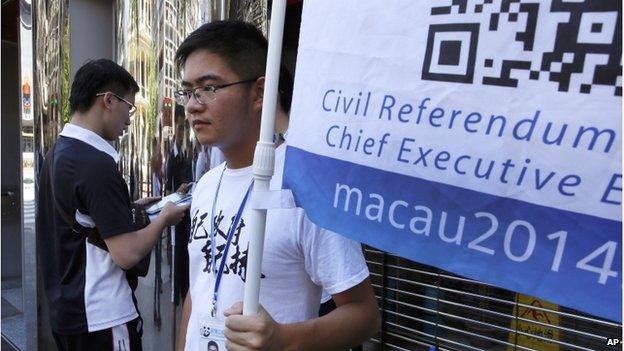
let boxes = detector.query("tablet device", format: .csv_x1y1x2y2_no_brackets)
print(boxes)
146,192,192,215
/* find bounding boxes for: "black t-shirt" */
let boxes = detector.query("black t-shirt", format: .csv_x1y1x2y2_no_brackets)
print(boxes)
37,136,139,334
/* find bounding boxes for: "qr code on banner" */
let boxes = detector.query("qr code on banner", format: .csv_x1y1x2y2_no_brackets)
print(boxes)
421,0,622,96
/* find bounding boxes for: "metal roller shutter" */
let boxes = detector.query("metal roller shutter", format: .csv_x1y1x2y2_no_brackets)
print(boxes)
362,247,622,351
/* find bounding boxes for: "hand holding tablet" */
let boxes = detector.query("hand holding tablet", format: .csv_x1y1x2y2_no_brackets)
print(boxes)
146,192,192,215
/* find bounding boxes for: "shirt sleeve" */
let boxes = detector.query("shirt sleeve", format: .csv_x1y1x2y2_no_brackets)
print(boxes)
299,211,370,295
76,157,136,238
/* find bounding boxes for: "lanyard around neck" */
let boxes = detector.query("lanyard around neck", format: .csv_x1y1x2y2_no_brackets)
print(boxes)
209,165,254,316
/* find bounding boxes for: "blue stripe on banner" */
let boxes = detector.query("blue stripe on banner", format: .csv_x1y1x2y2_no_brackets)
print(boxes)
283,146,622,322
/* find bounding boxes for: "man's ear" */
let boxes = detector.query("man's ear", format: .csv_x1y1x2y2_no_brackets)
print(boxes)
100,92,114,112
252,76,265,113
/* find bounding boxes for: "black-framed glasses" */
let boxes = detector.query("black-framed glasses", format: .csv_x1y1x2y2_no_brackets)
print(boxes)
96,92,137,116
174,78,259,106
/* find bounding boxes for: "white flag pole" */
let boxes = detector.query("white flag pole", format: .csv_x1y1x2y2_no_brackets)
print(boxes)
243,0,288,315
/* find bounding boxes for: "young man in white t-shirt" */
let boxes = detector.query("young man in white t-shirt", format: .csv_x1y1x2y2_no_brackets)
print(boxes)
173,21,380,350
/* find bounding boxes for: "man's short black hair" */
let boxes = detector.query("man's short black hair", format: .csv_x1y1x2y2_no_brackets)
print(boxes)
69,59,139,115
175,20,268,81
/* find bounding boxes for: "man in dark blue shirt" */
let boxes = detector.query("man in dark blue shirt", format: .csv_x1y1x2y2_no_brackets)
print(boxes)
37,59,189,350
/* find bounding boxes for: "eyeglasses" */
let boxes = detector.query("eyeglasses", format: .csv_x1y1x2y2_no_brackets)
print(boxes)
174,78,258,106
96,92,137,116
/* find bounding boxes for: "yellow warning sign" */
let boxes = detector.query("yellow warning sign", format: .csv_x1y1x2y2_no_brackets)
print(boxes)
507,294,560,351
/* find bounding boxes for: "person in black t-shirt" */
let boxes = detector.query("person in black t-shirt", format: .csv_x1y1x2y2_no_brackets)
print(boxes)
166,117,193,306
36,59,189,351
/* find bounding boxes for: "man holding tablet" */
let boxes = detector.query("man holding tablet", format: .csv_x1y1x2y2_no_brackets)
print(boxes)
37,59,189,350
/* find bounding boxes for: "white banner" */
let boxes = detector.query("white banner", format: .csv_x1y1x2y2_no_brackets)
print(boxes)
284,0,622,322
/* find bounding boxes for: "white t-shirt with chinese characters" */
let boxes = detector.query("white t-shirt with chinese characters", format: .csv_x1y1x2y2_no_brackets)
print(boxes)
184,145,369,350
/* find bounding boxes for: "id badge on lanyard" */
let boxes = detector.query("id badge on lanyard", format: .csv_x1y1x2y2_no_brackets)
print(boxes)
197,313,226,350
201,169,253,349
